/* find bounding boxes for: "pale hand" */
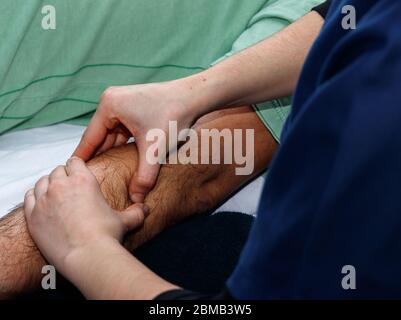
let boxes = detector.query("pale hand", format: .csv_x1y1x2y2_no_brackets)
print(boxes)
72,81,199,203
23,157,147,276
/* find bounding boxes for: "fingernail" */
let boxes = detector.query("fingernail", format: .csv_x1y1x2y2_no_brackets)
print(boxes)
130,193,144,203
142,205,150,217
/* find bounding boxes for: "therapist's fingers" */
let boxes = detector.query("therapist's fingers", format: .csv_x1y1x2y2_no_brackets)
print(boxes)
73,103,120,161
95,125,131,156
34,176,49,199
129,140,163,203
117,203,149,231
66,156,92,177
113,126,131,148
24,189,36,218
73,112,108,161
95,132,117,156
49,165,68,182
113,133,129,148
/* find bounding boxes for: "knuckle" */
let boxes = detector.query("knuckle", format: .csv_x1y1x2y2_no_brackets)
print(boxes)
54,165,65,173
101,86,119,104
135,176,155,190
35,175,48,188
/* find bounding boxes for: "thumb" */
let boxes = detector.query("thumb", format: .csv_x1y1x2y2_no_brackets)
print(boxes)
129,140,163,203
117,203,150,231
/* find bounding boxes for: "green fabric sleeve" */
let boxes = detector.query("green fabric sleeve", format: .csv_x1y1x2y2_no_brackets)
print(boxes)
211,0,325,142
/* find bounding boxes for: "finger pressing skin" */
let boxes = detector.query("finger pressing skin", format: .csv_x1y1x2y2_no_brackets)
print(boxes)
113,125,131,148
113,132,130,148
117,203,149,231
129,141,162,203
66,156,91,176
24,189,36,218
73,104,117,161
34,175,49,199
95,132,117,156
49,165,67,182
96,125,130,156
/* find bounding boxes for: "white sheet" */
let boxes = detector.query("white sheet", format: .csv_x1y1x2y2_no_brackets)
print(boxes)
0,124,265,218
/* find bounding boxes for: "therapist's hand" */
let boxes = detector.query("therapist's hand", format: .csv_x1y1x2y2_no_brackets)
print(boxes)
72,11,325,204
73,81,200,203
23,157,147,275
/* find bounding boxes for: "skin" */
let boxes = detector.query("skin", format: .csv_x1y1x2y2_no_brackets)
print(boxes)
73,11,324,204
0,105,275,299
23,12,324,299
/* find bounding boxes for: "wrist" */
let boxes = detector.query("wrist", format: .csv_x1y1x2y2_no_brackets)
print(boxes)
171,70,229,122
62,237,121,287
63,236,176,300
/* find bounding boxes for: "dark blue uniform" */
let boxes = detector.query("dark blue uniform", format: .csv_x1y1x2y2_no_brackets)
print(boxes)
228,0,401,299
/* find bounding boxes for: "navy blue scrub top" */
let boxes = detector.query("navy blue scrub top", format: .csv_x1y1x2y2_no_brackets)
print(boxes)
228,0,401,299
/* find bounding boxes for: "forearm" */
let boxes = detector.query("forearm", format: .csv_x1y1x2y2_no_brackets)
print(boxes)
126,106,276,249
64,238,177,300
63,110,274,298
0,207,45,298
0,106,274,298
0,147,137,299
176,11,324,119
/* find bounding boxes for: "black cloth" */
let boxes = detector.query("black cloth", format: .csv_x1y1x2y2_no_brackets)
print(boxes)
312,0,332,18
136,211,253,294
20,211,253,300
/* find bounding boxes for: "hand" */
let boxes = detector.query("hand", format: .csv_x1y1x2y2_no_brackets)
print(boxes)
72,81,201,203
23,157,147,275
124,106,276,250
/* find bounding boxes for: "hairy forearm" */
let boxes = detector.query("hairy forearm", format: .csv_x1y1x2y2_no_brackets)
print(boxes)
0,207,45,298
176,12,323,118
65,108,276,300
0,147,137,298
126,106,276,249
0,107,274,298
